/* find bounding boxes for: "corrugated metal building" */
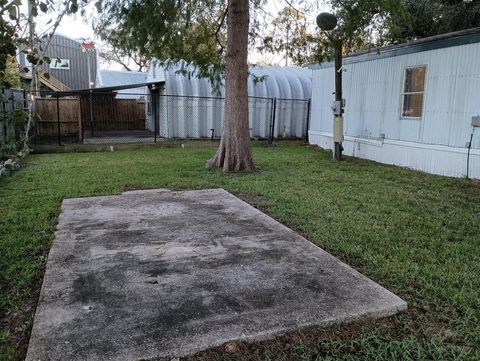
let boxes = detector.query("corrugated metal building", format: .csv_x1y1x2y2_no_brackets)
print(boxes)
18,34,98,90
96,70,147,99
146,62,312,139
309,28,480,179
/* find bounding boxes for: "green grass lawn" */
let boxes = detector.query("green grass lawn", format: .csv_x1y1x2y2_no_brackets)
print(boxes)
1,142,479,361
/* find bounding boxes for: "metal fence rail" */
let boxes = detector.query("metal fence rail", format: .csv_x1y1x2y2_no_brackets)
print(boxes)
30,90,311,146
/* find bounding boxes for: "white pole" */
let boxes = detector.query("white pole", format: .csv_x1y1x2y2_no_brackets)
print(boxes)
87,54,92,89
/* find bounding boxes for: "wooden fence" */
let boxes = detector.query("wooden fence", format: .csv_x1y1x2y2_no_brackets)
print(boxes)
80,95,146,132
35,95,146,140
35,98,81,138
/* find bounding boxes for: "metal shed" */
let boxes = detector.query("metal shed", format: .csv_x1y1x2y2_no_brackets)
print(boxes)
146,62,312,139
309,28,480,179
18,34,98,91
96,70,147,99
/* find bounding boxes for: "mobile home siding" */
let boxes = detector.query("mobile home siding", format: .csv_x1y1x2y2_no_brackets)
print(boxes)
310,39,480,179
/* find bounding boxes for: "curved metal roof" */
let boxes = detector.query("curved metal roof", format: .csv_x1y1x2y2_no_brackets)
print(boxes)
146,61,312,100
96,70,147,98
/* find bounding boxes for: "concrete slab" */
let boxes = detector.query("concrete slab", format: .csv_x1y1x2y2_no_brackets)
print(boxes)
26,189,406,361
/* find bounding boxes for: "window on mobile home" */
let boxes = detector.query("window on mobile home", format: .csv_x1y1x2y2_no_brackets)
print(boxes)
401,66,426,118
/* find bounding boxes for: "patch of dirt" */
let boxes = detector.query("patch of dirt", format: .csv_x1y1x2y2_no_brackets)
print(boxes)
235,193,271,210
0,280,42,360
183,317,403,361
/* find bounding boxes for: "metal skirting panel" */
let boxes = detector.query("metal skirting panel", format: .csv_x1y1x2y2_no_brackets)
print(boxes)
309,131,480,179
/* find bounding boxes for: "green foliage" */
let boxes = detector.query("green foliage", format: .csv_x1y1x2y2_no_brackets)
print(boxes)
0,0,21,87
94,0,227,78
396,0,480,40
1,57,21,89
0,91,28,166
329,0,409,48
327,0,480,56
258,7,326,66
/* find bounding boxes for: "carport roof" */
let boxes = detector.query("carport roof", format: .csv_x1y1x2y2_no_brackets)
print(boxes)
55,81,163,97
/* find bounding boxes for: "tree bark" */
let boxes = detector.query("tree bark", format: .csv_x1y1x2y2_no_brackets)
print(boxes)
206,0,254,172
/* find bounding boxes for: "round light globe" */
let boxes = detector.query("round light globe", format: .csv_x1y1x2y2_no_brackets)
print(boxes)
316,12,337,31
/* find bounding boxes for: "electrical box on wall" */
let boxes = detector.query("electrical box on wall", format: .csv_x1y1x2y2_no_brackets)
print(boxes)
331,99,346,116
472,116,480,127
331,101,342,116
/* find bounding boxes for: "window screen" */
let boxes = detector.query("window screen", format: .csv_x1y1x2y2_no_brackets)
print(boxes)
402,66,426,118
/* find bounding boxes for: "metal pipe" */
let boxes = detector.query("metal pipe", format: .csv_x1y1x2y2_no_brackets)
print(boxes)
87,53,92,89
466,129,475,179
89,90,94,137
154,94,157,143
333,39,344,161
306,98,311,141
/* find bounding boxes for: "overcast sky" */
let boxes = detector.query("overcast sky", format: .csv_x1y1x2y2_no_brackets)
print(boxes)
20,1,330,70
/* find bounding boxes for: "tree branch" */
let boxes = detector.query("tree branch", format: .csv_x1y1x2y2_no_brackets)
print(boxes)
215,7,228,53
283,0,305,16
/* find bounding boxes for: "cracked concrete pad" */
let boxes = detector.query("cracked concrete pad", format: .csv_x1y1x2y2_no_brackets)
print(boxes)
26,188,406,361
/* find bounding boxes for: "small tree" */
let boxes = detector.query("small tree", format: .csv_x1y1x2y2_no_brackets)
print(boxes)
22,0,83,146
0,0,82,161
259,7,313,66
94,0,256,171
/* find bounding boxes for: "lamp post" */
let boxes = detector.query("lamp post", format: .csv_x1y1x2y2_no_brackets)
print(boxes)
81,41,96,89
317,13,344,161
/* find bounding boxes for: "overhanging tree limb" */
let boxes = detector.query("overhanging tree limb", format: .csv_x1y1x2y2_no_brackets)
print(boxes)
215,7,228,52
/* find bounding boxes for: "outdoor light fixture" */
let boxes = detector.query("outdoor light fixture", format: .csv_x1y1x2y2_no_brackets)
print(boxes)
81,41,96,89
316,12,337,31
317,12,345,161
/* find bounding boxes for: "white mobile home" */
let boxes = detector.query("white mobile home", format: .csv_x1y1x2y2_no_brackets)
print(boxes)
309,28,480,179
146,62,312,139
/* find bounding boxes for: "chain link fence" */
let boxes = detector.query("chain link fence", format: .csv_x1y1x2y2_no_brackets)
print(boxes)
29,90,310,146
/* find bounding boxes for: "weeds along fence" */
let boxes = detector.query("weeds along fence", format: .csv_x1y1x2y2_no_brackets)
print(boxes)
30,90,311,146
0,88,27,158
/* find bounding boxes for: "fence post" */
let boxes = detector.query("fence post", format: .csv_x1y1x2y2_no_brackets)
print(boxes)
154,94,158,143
269,97,277,145
56,92,61,146
23,89,27,110
306,98,311,142
1,88,5,113
89,90,94,137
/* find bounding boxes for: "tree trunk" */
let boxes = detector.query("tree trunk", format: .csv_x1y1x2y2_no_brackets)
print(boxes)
206,0,254,172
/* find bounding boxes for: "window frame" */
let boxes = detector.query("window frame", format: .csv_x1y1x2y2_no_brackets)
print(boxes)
400,65,427,120
49,58,71,70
